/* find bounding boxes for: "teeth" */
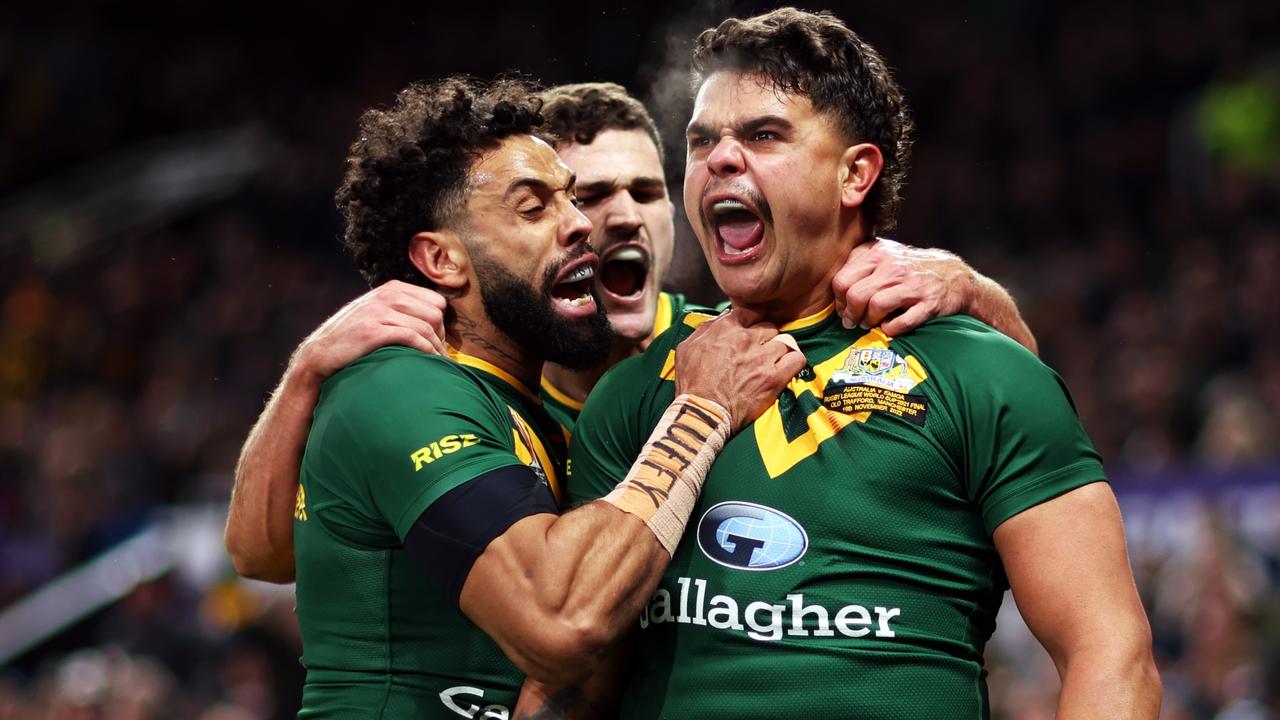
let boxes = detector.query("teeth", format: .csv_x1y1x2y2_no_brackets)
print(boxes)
562,265,595,282
605,247,647,263
567,295,592,307
712,199,748,215
722,243,751,256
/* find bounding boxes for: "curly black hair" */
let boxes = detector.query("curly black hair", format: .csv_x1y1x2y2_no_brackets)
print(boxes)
692,8,913,233
539,82,664,163
335,75,544,287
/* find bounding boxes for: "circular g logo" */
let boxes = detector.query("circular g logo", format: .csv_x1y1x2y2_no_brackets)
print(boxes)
696,501,808,571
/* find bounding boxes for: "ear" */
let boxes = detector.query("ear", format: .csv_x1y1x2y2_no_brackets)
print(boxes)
408,230,470,291
838,143,884,210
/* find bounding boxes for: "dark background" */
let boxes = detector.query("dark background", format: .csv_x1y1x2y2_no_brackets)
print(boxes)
1,1,1278,717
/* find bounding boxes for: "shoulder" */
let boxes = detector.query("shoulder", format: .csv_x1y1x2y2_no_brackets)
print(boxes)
895,315,1048,379
320,347,498,417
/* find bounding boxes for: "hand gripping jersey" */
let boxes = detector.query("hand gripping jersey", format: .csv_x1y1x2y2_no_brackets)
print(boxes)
540,291,691,435
294,346,565,719
566,306,1104,719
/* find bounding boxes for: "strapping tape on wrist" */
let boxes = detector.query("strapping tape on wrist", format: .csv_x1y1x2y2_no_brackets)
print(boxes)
603,394,730,554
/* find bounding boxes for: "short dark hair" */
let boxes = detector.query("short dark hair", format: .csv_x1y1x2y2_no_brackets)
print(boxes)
335,75,544,287
540,82,664,163
692,7,913,232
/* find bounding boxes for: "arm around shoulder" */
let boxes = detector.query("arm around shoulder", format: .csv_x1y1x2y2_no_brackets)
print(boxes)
225,365,321,583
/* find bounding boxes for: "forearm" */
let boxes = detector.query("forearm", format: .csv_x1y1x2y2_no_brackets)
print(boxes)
224,367,320,582
468,396,730,683
968,272,1039,355
1055,644,1162,719
465,503,667,684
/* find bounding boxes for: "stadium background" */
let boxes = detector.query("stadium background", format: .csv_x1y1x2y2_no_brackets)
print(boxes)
1,0,1277,716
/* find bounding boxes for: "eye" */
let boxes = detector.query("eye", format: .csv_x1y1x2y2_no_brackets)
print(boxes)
575,193,601,208
518,202,545,217
631,188,665,204
751,130,779,142
688,136,713,149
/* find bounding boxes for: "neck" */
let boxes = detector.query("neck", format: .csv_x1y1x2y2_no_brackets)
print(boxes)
448,309,543,394
737,220,866,326
736,288,838,328
542,335,646,403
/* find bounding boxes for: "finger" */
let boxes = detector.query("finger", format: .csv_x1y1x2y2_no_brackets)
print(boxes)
774,348,808,379
388,290,448,325
842,273,894,329
879,303,934,337
385,326,442,358
861,286,915,329
384,317,447,357
394,282,450,311
769,332,800,353
831,246,878,313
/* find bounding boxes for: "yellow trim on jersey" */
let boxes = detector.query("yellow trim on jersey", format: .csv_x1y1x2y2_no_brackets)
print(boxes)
659,311,718,380
778,303,836,333
509,407,562,503
540,376,584,411
753,327,927,478
650,291,676,340
449,348,540,404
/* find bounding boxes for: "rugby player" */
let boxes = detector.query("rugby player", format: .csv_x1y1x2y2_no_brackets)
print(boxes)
284,75,805,717
560,8,1162,719
226,83,1039,583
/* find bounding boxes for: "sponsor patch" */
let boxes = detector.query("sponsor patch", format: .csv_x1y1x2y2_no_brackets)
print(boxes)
697,501,808,571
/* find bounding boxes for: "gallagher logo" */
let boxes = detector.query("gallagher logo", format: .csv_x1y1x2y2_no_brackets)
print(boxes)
696,501,808,571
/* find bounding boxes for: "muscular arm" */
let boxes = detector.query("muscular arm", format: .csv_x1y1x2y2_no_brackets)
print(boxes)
224,281,447,581
458,312,804,686
994,482,1161,719
832,237,1038,354
225,368,322,582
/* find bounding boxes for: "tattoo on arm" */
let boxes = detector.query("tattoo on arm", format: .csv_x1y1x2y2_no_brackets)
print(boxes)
514,686,584,720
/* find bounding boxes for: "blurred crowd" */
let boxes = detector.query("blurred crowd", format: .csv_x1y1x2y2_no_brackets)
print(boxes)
1,1,1277,717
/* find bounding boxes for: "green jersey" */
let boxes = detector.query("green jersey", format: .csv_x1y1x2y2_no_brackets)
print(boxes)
567,307,1104,719
294,346,565,719
539,291,692,436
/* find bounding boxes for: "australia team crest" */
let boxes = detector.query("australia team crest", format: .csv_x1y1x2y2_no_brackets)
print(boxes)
829,346,918,393
823,342,929,425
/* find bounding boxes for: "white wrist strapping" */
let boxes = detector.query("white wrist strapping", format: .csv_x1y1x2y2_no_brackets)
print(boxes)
603,394,731,554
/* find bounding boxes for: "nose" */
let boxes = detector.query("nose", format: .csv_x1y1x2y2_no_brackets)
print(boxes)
706,137,745,177
605,191,643,236
561,200,593,248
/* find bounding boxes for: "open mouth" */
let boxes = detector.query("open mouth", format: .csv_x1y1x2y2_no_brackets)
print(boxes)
709,198,765,259
598,244,650,300
549,258,600,317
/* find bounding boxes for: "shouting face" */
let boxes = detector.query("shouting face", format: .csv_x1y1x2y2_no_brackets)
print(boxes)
557,128,676,344
684,71,867,318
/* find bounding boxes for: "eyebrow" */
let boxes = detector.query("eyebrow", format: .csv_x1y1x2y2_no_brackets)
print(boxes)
578,175,666,195
686,114,795,138
504,172,576,200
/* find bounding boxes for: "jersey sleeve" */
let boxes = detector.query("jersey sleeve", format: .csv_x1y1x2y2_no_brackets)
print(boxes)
564,353,655,507
308,350,526,542
919,319,1106,535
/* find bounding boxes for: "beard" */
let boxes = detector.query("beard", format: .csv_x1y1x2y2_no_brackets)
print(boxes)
470,248,612,371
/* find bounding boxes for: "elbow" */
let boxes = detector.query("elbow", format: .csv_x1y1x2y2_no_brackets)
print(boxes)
1128,642,1163,712
225,529,296,584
